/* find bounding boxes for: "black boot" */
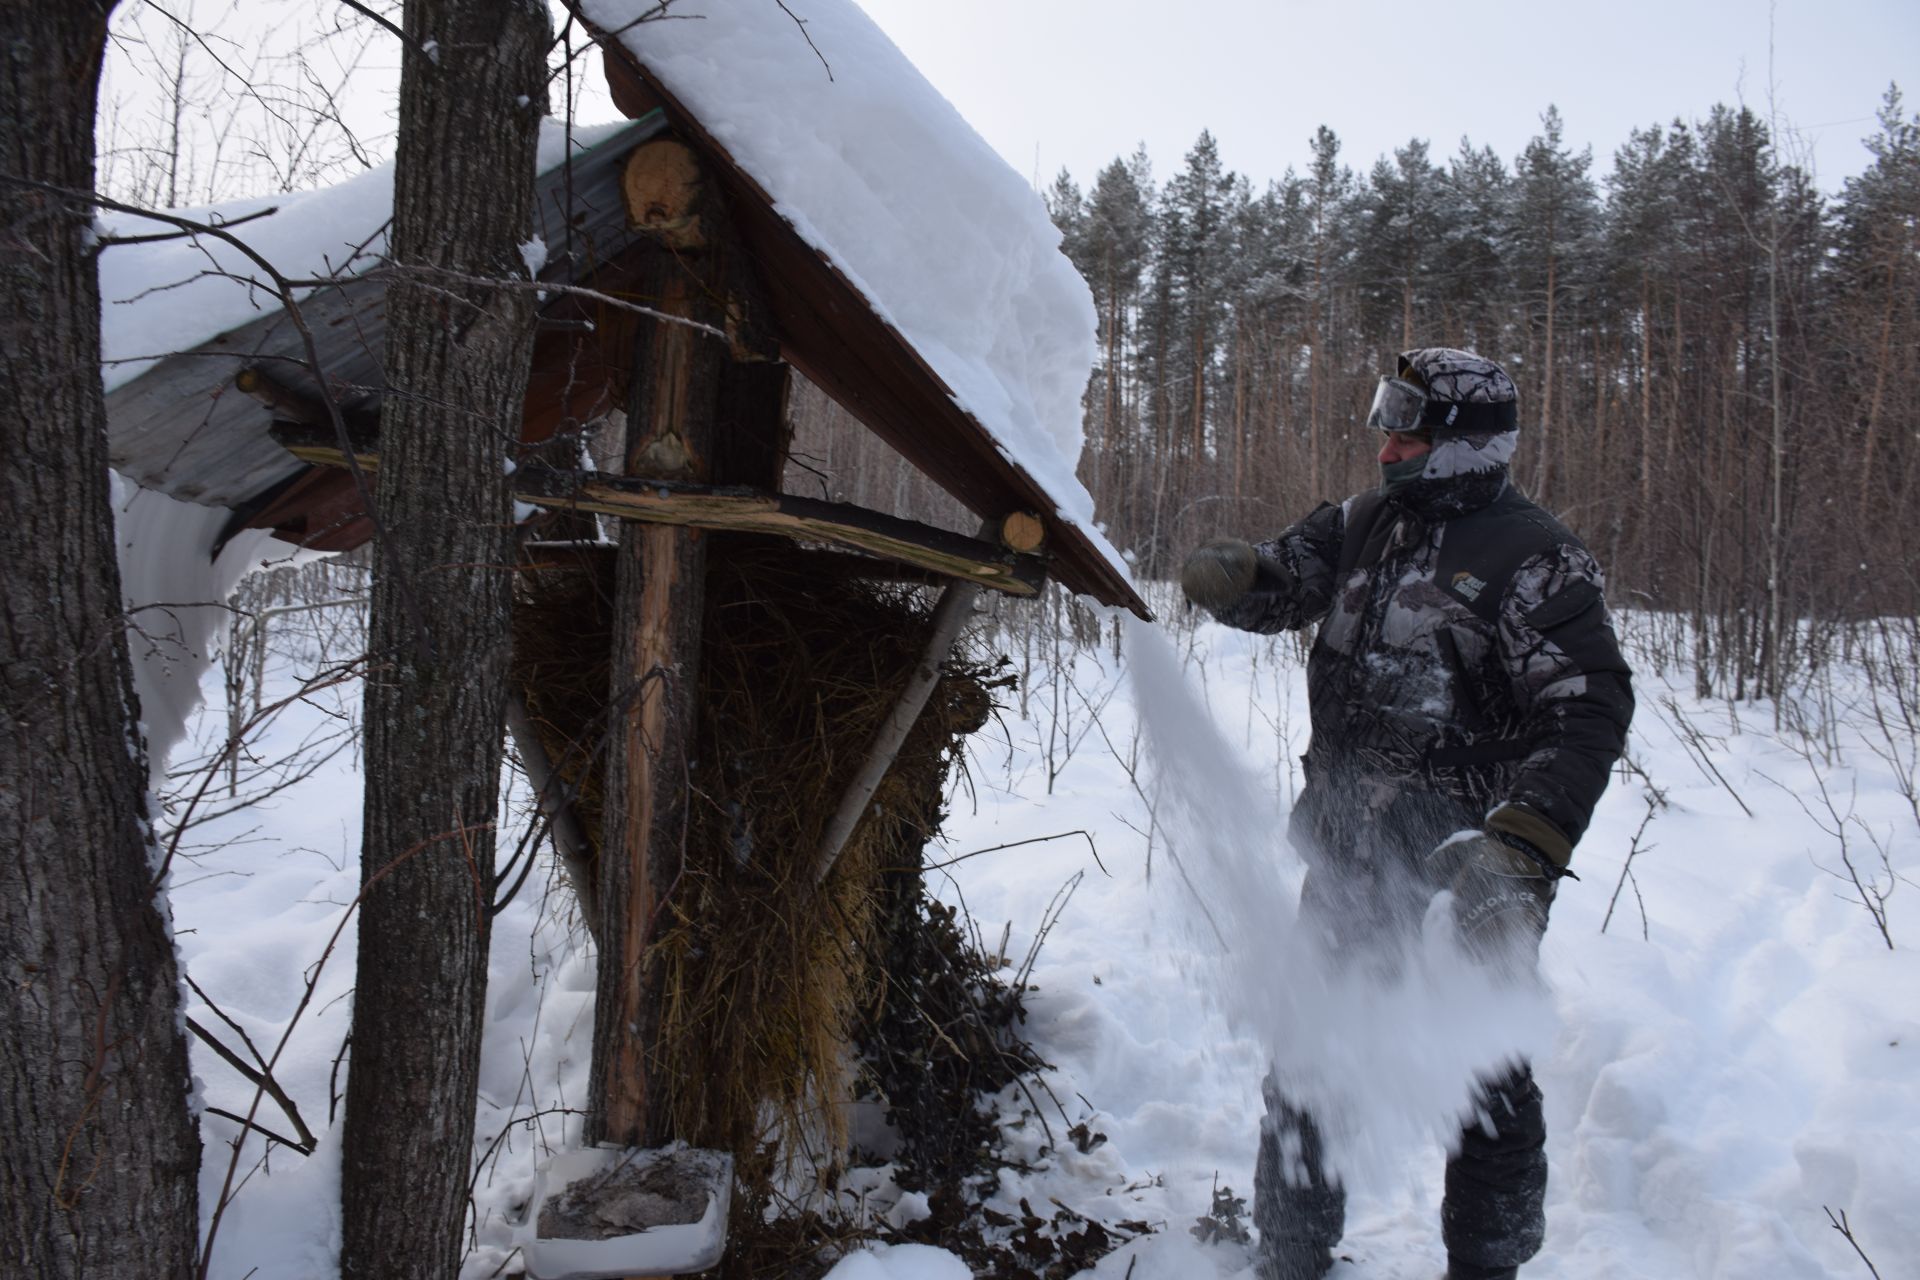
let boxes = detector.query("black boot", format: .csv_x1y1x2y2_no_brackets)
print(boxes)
1441,1065,1546,1280
1445,1262,1518,1280
1258,1248,1335,1280
1254,1083,1343,1280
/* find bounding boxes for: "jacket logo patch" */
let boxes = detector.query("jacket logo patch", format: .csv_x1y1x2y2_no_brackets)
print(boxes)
1451,571,1488,603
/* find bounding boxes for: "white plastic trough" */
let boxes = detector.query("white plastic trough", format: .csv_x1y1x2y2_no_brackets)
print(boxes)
518,1143,732,1280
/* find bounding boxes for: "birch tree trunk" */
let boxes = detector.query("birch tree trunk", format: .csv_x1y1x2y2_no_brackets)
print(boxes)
338,2,549,1276
0,4,202,1276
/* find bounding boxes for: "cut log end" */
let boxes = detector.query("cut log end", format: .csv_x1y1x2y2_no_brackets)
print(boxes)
622,140,705,249
998,510,1046,555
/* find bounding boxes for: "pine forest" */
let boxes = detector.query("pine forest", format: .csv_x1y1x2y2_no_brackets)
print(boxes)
1028,94,1919,700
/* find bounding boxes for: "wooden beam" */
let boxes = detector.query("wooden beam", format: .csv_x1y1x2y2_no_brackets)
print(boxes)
268,424,1047,597
622,138,706,250
590,134,799,1166
810,572,981,892
513,540,973,593
593,154,728,1153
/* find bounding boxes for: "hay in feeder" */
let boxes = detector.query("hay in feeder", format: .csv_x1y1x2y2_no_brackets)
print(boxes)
510,535,995,1173
660,538,994,1166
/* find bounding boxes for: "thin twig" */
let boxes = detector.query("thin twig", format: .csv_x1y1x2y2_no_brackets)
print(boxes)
1823,1206,1883,1280
401,262,731,341
774,0,833,81
335,0,413,50
202,1107,310,1156
915,829,1110,876
95,203,280,247
185,996,317,1151
1602,791,1658,939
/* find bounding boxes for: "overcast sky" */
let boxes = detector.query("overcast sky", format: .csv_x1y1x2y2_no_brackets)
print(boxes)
837,0,1917,194
99,0,1917,203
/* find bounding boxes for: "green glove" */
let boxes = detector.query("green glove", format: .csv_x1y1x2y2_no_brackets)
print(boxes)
1425,830,1555,971
1181,538,1258,611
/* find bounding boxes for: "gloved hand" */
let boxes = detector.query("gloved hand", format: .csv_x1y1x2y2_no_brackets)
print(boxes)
1424,828,1557,971
1181,538,1258,611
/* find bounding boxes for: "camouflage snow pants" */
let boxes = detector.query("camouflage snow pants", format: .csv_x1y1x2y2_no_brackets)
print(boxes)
1252,861,1549,1278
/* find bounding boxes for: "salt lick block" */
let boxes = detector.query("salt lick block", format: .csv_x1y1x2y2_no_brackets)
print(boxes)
518,1143,732,1280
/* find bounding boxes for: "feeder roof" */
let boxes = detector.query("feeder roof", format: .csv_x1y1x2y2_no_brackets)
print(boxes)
99,9,1145,617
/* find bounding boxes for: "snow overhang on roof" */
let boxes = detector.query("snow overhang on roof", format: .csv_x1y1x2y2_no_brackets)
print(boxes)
576,0,1143,618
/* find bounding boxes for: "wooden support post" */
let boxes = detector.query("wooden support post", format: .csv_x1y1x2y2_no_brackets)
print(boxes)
503,691,599,940
809,574,980,891
588,137,785,1157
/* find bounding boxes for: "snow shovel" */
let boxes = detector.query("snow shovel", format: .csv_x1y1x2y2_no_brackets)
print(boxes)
517,1143,733,1280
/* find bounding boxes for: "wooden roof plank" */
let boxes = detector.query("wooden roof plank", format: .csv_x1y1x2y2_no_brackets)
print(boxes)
104,114,670,509
269,423,1044,597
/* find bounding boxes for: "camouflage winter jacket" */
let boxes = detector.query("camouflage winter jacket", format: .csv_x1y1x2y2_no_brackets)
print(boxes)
1211,481,1634,872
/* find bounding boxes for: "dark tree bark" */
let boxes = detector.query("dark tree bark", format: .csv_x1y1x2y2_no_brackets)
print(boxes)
338,2,549,1276
0,4,202,1277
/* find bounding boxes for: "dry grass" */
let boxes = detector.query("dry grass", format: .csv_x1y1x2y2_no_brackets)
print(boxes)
510,535,992,1177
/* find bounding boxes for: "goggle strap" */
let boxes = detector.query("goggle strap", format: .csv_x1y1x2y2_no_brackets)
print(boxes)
1421,399,1517,434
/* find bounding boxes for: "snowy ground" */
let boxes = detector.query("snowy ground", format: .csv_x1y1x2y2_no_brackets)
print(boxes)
165,591,1918,1280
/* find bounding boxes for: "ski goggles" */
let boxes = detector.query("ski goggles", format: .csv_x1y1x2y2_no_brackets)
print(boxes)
1365,375,1520,435
1365,376,1431,434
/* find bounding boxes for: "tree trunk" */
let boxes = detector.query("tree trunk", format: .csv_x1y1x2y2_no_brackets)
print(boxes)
1856,230,1908,508
0,5,202,1277
338,3,549,1277
1536,245,1557,502
1639,280,1654,518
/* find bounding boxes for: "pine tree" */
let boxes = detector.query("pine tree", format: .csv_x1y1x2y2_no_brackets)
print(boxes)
1831,84,1920,513
1355,138,1446,347
1160,131,1238,465
1436,138,1512,351
1078,155,1153,517
1603,122,1686,519
1045,167,1086,259
1509,105,1600,501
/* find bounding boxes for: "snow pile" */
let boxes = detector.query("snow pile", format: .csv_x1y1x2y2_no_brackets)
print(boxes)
96,120,630,395
823,1242,972,1280
579,0,1119,572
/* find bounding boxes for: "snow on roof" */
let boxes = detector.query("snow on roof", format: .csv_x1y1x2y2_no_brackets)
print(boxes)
581,0,1127,581
97,121,631,396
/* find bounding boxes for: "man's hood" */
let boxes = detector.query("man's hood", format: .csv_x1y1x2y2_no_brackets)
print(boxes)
1385,424,1517,520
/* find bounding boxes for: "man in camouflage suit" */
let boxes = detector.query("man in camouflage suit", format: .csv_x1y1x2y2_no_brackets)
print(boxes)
1180,347,1634,1280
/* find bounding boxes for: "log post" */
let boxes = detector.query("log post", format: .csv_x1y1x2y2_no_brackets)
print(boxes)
588,137,786,1153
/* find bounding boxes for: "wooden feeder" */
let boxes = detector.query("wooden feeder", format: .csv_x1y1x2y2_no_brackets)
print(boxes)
100,20,1150,1273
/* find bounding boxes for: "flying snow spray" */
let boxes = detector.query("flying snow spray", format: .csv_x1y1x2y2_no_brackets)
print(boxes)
1122,615,1556,1195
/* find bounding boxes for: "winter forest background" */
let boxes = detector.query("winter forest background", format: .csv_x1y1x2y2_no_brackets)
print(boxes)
8,1,1918,1277
94,3,1920,698
1041,98,1919,699
808,94,1920,719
